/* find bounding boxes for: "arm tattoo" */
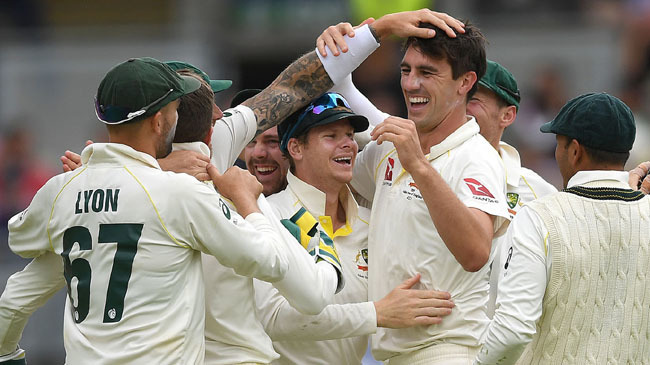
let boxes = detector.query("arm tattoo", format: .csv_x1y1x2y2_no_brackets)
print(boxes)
242,51,334,137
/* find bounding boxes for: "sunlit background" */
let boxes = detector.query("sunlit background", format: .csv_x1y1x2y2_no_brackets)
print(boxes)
1,0,649,363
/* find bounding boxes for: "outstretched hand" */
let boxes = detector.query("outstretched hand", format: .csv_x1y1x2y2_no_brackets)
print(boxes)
374,273,454,328
317,18,375,57
371,9,465,41
317,10,465,59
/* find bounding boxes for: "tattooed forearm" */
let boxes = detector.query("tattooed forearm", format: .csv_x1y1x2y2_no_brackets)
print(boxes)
242,51,334,137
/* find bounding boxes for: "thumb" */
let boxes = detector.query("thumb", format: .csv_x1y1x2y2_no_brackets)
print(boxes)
398,273,421,289
207,163,222,182
85,139,94,146
358,17,375,27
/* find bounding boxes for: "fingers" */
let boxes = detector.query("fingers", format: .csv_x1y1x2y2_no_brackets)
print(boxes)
629,161,650,189
356,17,375,28
85,139,94,146
65,150,82,165
642,174,650,194
206,163,222,182
418,10,465,38
397,273,421,289
195,172,210,182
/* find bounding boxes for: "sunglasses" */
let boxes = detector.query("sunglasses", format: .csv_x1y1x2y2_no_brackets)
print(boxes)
94,88,174,124
281,92,351,151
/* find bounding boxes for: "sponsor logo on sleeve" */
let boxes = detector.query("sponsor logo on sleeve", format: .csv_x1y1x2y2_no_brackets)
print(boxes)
464,178,499,204
384,158,395,181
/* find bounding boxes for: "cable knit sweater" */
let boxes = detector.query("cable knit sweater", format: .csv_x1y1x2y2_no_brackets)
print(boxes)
520,186,650,364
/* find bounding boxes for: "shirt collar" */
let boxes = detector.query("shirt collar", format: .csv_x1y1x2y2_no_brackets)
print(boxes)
81,143,161,169
567,170,630,189
172,141,211,157
427,117,481,160
498,141,522,188
286,171,359,229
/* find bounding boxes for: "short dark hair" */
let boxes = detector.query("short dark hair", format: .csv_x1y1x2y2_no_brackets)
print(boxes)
173,70,214,143
582,145,630,167
403,22,487,99
281,133,309,173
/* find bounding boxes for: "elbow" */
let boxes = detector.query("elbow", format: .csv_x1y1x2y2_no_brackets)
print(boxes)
291,297,327,316
460,248,490,272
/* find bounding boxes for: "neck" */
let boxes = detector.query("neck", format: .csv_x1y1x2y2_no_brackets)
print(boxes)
108,125,157,158
324,189,346,231
417,107,469,153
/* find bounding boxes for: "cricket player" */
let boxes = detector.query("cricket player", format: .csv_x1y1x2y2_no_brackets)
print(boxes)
1,57,293,364
254,92,455,364
475,93,650,364
465,60,558,317
317,21,510,363
1,9,469,364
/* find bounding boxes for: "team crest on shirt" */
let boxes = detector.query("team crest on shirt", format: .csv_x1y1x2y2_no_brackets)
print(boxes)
355,248,369,280
506,193,519,209
464,178,499,204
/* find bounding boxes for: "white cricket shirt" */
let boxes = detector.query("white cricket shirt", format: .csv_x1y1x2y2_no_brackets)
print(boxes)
7,143,289,365
352,119,510,361
475,170,633,364
487,142,557,318
255,172,375,365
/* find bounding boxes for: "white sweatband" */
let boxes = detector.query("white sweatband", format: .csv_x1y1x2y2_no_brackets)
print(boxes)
330,74,390,127
317,24,379,85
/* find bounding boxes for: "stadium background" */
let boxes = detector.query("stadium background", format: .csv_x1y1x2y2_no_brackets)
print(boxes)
0,0,649,363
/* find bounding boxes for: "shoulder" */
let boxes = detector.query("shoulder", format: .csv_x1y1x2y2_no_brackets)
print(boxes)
519,167,558,198
266,188,297,218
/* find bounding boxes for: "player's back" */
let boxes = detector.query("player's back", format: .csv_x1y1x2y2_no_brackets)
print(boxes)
10,144,208,364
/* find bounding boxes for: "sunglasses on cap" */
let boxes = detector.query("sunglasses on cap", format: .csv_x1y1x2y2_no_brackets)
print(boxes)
94,88,174,125
280,92,352,151
296,92,352,125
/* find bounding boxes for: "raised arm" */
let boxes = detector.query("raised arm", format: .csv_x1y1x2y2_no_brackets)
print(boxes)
241,9,464,137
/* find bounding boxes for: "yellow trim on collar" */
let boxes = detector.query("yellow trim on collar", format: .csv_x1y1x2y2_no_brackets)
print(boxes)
319,215,353,238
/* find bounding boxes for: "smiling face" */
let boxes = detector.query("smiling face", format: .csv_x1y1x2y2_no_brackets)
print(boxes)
400,46,468,133
244,126,289,196
290,119,358,193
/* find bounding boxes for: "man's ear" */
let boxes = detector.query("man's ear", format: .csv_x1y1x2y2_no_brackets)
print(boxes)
287,138,303,163
149,111,164,135
459,71,478,96
568,138,583,166
500,106,517,129
204,126,213,146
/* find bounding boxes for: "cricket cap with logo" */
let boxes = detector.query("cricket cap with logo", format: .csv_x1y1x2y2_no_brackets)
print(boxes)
478,60,521,110
540,92,635,153
95,57,201,125
165,61,232,93
278,92,369,152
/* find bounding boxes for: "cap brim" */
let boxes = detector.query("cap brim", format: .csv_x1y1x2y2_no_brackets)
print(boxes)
209,79,232,93
311,111,369,133
539,121,554,133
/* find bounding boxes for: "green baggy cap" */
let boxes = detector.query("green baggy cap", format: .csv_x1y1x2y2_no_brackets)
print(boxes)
96,57,201,125
478,60,521,110
165,61,232,93
540,92,635,153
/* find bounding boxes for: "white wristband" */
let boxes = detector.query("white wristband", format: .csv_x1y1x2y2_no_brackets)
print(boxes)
316,24,380,85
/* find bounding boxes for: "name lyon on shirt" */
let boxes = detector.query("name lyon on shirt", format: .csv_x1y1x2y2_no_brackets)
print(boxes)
75,189,120,214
